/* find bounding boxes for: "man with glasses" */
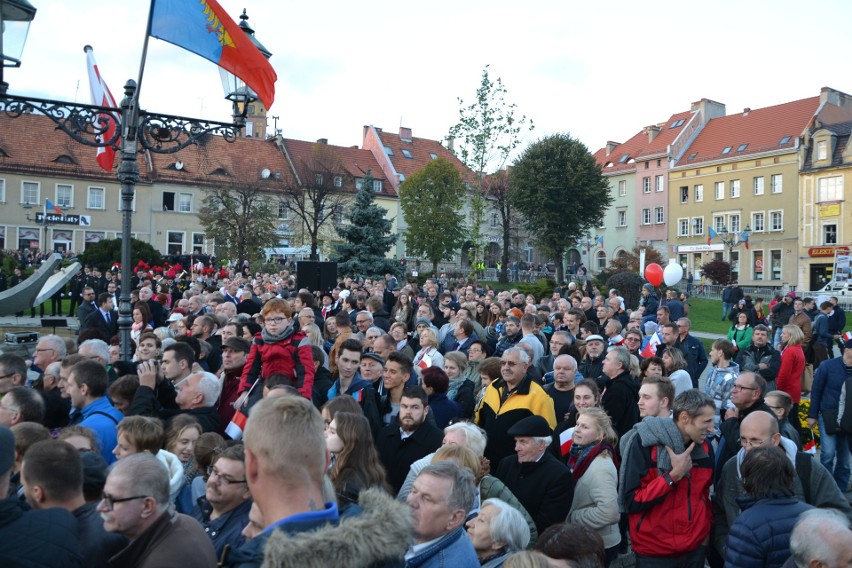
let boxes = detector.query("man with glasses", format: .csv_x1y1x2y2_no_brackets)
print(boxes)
38,360,70,429
32,334,65,377
191,444,252,558
712,410,852,562
0,354,28,396
75,287,97,335
98,452,216,567
714,371,774,484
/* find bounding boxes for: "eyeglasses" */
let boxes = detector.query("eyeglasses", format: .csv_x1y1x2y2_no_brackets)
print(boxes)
266,317,288,325
731,383,757,392
206,465,246,485
0,372,16,381
100,493,149,510
738,436,773,448
35,348,55,353
624,337,641,342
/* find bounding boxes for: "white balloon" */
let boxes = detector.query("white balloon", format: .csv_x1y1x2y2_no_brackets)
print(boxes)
664,262,684,287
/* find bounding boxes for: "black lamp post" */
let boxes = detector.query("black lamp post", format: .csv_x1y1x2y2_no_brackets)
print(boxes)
715,225,751,284
0,1,254,359
578,232,597,274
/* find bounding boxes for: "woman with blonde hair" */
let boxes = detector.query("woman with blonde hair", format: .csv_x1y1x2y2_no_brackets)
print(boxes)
567,407,620,566
413,327,444,370
777,324,806,420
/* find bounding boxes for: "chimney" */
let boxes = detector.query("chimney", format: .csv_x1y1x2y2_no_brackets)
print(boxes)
316,138,328,145
690,98,726,124
399,127,412,142
644,125,661,143
605,141,620,157
743,107,751,116
446,135,455,153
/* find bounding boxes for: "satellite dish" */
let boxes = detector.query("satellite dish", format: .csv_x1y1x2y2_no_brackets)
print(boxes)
175,161,184,170
261,168,271,179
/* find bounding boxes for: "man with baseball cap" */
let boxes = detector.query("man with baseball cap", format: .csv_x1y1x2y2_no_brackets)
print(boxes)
494,415,574,533
0,425,83,565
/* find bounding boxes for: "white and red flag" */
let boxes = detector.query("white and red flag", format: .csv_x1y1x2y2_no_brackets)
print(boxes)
85,45,120,171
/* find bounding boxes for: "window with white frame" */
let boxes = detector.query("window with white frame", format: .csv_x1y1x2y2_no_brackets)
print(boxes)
56,184,73,208
770,250,782,280
617,210,627,227
692,217,704,235
680,186,688,204
490,213,498,228
713,215,725,232
192,233,205,254
372,180,382,193
596,250,607,270
695,184,703,202
729,214,740,233
678,218,689,236
333,176,343,188
333,205,345,225
167,231,184,255
178,193,192,213
771,174,782,194
730,179,741,198
752,212,765,232
824,223,838,245
277,201,289,219
642,177,651,193
655,207,665,224
753,177,764,195
769,210,783,231
715,181,724,200
817,140,828,160
753,250,764,281
817,176,843,202
87,187,105,209
0,179,5,202
314,173,323,185
21,181,39,205
655,175,664,192
642,208,651,225
618,180,627,197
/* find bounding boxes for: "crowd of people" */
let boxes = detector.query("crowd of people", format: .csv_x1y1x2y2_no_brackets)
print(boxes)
0,264,851,567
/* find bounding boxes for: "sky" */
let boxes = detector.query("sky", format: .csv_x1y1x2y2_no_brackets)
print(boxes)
7,0,852,171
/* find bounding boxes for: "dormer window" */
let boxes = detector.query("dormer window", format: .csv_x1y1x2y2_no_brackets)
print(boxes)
54,155,76,164
817,140,828,160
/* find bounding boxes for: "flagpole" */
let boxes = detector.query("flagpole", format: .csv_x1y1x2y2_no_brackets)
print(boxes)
133,0,156,111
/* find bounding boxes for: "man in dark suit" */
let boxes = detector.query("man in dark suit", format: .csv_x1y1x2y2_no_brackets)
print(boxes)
84,293,119,339
139,286,165,328
75,287,97,334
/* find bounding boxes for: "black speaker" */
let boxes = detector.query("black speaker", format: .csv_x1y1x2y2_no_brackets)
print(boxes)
296,261,337,292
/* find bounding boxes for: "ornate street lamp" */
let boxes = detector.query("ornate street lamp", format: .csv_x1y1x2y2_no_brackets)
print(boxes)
0,0,36,94
220,10,270,128
715,225,751,283
0,1,251,359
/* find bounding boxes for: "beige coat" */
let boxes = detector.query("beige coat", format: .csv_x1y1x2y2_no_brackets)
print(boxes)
568,451,621,549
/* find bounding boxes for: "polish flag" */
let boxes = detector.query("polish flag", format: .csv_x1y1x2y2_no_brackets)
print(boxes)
224,409,247,441
85,46,120,172
641,331,662,359
559,427,575,458
842,331,852,344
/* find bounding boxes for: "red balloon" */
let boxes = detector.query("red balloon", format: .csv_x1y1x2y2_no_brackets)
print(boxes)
644,263,664,287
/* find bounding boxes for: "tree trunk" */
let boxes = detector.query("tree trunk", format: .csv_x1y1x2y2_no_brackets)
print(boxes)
555,247,565,283
432,258,439,275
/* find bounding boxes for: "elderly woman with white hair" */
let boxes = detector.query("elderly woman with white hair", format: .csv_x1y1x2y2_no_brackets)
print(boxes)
466,498,531,567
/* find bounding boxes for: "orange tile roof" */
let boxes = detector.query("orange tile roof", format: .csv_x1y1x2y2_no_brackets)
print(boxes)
374,128,475,184
680,97,819,165
282,138,394,196
593,110,693,173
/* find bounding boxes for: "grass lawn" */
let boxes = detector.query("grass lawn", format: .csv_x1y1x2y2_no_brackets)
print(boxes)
686,298,731,335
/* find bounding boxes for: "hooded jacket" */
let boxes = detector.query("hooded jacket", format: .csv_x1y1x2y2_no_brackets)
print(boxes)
222,488,410,568
156,449,186,503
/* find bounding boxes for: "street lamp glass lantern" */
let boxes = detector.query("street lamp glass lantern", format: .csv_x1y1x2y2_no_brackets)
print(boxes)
0,0,37,68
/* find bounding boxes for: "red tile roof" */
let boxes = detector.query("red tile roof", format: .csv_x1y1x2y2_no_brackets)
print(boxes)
282,138,394,196
680,97,819,165
374,128,475,184
593,110,693,173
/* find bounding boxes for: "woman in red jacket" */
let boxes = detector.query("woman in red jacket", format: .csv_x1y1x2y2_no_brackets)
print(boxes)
776,324,806,423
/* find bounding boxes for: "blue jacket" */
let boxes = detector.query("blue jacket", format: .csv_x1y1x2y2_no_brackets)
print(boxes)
405,526,479,568
809,356,850,416
78,396,123,464
191,496,252,559
724,497,812,568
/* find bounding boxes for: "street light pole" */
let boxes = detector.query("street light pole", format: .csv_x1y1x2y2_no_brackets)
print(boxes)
714,225,751,284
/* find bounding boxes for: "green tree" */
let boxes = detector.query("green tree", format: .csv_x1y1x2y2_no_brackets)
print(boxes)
332,169,398,278
198,183,279,265
483,170,521,283
399,158,467,274
79,237,163,269
510,134,611,283
449,65,533,277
